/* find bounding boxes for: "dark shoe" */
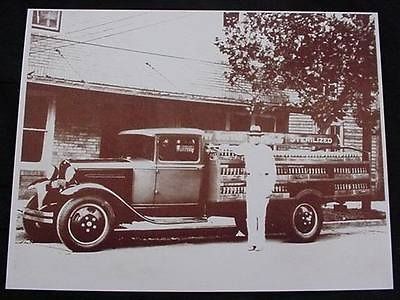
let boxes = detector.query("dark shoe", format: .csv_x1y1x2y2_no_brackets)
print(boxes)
248,245,256,251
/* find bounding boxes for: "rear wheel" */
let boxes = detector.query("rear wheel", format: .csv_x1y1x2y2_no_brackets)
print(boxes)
56,196,115,252
286,200,322,242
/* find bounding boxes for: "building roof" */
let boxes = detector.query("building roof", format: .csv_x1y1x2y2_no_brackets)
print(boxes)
118,128,205,137
27,76,250,107
28,11,254,104
27,10,290,106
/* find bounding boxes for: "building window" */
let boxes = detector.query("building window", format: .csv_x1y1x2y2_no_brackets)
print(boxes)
223,12,239,27
21,97,55,167
21,130,46,162
32,10,62,32
328,123,344,146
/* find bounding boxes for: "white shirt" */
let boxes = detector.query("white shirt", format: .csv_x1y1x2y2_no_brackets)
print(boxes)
236,143,276,181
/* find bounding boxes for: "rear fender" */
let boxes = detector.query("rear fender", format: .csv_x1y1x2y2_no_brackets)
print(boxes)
60,183,142,222
294,189,323,204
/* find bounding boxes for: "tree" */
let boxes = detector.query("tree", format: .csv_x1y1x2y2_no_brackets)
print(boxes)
216,13,379,156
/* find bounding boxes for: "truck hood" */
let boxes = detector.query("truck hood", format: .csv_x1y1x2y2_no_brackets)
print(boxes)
69,158,155,170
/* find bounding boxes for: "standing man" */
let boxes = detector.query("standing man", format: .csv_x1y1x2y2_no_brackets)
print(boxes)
235,125,277,251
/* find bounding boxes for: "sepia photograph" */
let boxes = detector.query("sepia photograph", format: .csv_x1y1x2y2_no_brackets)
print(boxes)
6,9,393,291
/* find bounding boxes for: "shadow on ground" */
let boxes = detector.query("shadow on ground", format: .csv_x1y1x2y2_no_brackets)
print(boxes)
109,227,289,250
323,208,385,221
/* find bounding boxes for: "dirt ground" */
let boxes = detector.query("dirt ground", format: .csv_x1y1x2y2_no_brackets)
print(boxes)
323,207,386,222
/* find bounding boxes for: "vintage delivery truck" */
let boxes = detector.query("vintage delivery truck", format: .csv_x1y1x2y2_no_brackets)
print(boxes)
22,128,373,251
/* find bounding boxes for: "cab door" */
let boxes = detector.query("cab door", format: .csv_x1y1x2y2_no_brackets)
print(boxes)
154,135,204,205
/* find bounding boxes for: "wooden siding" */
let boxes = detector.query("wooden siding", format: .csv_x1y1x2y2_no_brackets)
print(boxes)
288,113,316,134
343,114,363,150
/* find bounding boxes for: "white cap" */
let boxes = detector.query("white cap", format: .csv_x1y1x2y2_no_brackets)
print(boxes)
248,125,263,136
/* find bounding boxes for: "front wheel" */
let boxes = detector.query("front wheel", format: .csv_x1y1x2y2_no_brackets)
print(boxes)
286,200,322,242
56,196,115,252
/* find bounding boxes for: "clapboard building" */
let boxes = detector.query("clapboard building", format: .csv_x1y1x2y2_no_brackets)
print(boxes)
18,10,382,201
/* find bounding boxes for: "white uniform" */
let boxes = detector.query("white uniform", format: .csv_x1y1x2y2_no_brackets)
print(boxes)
237,142,276,250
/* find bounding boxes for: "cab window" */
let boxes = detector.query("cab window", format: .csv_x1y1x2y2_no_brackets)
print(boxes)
115,135,155,161
158,135,199,162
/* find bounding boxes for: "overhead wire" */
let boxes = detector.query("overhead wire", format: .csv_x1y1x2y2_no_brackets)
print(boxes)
64,11,150,35
28,11,249,95
29,34,228,66
31,12,196,55
83,12,194,43
31,11,151,53
54,48,86,82
62,12,153,42
145,62,179,89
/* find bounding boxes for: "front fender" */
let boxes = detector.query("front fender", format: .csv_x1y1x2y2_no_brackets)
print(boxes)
28,179,50,208
60,183,143,222
61,182,119,197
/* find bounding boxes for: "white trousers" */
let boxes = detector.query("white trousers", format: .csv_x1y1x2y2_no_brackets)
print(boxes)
246,176,274,248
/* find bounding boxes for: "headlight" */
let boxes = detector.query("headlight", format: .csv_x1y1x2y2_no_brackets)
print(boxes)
45,165,58,180
65,165,76,182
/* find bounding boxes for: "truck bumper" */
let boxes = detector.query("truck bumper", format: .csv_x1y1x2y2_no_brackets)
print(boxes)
23,208,54,224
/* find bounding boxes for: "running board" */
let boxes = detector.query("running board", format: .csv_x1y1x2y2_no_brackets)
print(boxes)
114,216,235,232
146,216,208,224
116,216,208,230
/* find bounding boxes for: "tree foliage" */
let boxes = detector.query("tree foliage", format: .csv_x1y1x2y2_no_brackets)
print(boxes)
216,13,378,133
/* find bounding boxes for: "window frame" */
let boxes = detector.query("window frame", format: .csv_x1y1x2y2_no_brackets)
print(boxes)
156,134,201,164
20,98,56,170
223,12,240,27
32,10,62,32
328,122,344,146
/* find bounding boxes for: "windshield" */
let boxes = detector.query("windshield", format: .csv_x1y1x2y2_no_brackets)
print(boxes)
115,135,155,161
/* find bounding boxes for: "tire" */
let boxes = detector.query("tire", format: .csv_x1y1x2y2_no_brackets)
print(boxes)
286,200,323,243
56,196,115,252
23,196,57,242
235,216,248,236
